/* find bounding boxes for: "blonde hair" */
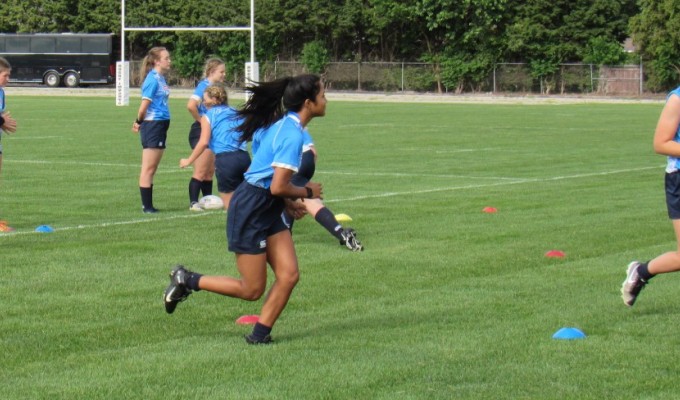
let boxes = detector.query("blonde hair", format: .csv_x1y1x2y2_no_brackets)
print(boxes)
203,58,225,78
0,57,11,73
205,83,228,105
139,47,167,82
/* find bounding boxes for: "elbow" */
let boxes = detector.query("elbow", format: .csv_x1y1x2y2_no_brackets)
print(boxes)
269,182,287,197
653,141,666,155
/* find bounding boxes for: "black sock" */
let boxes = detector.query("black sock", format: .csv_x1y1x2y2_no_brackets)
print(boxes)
140,186,153,209
189,178,202,204
638,262,655,281
251,322,272,341
185,272,203,291
315,207,343,240
201,180,213,196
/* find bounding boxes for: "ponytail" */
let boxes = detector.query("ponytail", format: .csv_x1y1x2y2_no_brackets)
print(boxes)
236,74,321,143
139,46,167,83
236,77,290,143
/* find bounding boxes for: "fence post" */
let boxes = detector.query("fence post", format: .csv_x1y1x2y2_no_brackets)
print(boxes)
639,57,643,95
493,65,496,93
357,62,361,91
401,62,404,92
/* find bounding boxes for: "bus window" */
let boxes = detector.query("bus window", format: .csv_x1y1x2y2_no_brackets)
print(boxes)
6,37,29,53
57,37,80,53
31,37,56,53
82,37,108,54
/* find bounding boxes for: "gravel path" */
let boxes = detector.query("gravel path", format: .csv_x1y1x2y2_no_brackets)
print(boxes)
4,85,665,105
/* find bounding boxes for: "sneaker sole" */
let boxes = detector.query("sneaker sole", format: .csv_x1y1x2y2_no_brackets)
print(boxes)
621,261,641,307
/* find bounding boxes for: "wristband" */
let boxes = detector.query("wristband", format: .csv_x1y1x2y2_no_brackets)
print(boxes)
135,118,143,124
305,186,313,199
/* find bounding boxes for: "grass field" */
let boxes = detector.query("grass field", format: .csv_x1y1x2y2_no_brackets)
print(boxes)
1,93,678,399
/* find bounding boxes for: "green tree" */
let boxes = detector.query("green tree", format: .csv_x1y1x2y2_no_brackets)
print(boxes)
582,37,627,65
630,0,680,91
506,0,637,93
0,0,77,32
300,41,329,74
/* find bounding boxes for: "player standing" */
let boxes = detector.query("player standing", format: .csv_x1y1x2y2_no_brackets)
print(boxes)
132,47,171,213
180,83,250,209
185,58,226,211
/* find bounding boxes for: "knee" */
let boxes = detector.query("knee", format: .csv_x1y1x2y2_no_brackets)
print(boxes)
278,269,300,289
241,285,266,301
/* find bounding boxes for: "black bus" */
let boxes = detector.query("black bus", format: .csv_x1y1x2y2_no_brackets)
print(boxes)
0,33,116,87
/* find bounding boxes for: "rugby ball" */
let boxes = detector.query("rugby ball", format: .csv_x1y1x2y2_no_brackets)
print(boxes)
198,195,224,210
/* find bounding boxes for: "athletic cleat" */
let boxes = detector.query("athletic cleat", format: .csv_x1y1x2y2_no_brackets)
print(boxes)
189,202,204,212
164,265,193,314
244,334,273,345
339,228,364,252
621,261,647,307
143,207,160,214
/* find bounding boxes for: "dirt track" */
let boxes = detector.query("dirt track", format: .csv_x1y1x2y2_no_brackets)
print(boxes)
4,85,665,105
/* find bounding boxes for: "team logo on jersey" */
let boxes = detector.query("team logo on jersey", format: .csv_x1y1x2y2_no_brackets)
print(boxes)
259,240,267,249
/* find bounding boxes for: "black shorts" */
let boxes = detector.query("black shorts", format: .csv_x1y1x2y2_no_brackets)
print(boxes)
188,121,201,149
227,182,288,254
290,150,316,187
140,120,170,149
665,171,680,219
215,150,251,193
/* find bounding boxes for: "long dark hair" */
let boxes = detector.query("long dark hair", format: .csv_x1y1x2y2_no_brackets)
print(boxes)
236,74,321,143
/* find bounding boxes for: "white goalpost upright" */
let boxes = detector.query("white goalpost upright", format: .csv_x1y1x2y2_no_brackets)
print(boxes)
116,0,257,106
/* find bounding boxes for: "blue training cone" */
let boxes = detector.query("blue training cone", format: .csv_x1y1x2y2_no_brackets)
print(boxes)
552,327,586,340
35,225,54,233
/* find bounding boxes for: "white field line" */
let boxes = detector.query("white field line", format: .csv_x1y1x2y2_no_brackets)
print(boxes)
1,211,222,237
0,164,660,237
322,165,661,203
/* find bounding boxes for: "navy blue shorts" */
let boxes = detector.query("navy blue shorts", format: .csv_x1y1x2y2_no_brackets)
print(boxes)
665,171,680,219
188,121,201,149
140,120,169,149
215,150,251,193
290,150,315,187
227,182,288,254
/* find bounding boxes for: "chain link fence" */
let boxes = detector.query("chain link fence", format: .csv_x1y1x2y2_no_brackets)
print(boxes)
129,60,645,95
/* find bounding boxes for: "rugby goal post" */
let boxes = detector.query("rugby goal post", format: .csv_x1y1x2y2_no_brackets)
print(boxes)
116,0,257,106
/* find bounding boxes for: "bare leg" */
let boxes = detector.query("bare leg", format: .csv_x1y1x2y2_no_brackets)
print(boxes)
258,230,300,328
648,219,680,274
139,148,164,187
198,253,268,300
193,149,215,182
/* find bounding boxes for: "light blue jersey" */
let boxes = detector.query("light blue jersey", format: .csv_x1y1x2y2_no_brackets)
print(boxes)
204,105,247,153
302,129,314,152
191,78,211,116
245,112,304,189
141,70,170,120
666,86,680,173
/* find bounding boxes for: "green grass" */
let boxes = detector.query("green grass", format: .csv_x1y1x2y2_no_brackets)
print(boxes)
1,94,677,399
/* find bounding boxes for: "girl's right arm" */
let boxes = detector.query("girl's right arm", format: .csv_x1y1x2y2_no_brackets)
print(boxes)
187,98,201,123
132,99,151,133
653,95,680,157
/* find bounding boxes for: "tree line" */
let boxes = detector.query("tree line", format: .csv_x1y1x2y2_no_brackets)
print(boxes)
1,0,679,92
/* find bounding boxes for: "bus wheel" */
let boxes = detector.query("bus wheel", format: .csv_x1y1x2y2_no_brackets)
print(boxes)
64,72,80,88
44,71,60,87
